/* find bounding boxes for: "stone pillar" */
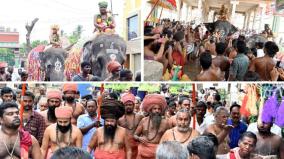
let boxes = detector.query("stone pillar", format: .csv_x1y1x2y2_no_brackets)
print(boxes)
188,5,192,22
252,9,257,30
198,0,203,22
230,0,239,24
258,3,266,33
185,3,189,22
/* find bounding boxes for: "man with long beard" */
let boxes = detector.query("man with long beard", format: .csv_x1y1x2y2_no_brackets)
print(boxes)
118,93,144,158
160,109,200,146
253,120,284,159
40,89,62,126
87,99,132,159
0,102,42,159
62,83,85,125
134,94,169,159
41,106,83,159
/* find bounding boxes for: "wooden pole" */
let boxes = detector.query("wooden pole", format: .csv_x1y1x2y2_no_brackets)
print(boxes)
145,0,161,25
20,83,27,129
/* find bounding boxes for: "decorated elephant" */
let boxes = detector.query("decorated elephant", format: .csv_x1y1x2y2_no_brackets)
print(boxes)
27,45,67,81
82,33,127,80
204,20,238,42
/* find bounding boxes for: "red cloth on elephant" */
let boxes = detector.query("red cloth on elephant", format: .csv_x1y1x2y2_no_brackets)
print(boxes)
94,148,126,159
107,61,121,73
137,143,158,159
142,94,167,113
20,128,32,159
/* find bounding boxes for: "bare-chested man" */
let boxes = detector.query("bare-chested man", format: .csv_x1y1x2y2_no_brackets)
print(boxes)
41,106,83,159
196,51,223,81
88,99,132,159
118,93,143,158
253,121,284,159
168,97,191,128
134,94,169,159
40,89,62,126
204,107,233,159
0,102,42,159
62,83,85,125
249,41,279,81
160,109,199,146
213,42,230,80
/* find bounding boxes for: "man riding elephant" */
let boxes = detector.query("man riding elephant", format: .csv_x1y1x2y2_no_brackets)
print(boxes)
94,1,115,34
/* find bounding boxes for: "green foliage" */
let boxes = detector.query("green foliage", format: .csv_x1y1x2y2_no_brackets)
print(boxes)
0,48,15,66
31,40,48,48
68,25,83,44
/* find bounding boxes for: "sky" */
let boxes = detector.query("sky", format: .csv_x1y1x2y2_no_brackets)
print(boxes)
0,0,125,43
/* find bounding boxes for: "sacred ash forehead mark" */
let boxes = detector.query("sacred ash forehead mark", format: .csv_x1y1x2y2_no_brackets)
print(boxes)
54,58,62,72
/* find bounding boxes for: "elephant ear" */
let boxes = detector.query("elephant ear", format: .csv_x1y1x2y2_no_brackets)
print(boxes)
82,41,93,62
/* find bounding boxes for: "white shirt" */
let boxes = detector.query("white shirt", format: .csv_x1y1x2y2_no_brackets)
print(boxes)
190,116,207,134
257,49,264,58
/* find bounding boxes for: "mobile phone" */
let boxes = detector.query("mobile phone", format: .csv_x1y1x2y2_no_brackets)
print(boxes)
227,119,233,126
276,61,281,68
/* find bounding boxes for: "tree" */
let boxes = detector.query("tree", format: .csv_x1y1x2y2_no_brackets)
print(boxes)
25,18,39,53
68,25,83,44
0,48,15,66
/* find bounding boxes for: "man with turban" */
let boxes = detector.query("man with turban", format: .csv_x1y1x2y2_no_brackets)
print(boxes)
93,1,115,33
62,83,85,125
134,94,169,159
88,99,132,159
105,61,121,81
40,89,62,126
41,106,83,159
118,93,144,158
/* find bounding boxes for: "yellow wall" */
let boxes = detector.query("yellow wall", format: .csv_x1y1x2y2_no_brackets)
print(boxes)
122,0,141,40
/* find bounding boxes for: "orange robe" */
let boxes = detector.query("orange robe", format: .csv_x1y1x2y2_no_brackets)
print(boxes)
129,136,139,159
137,143,158,159
94,148,126,159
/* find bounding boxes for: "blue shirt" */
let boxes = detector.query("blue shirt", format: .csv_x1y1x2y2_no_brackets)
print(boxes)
228,119,248,148
77,114,104,151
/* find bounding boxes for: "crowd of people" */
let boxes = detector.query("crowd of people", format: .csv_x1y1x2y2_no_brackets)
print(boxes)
144,7,283,81
0,61,140,82
0,83,283,159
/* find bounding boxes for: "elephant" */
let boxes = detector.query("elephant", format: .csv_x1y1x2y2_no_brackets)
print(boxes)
27,45,67,81
246,34,267,49
204,20,238,42
82,33,127,80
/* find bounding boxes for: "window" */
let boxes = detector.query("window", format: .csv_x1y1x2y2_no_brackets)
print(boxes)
127,14,139,40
